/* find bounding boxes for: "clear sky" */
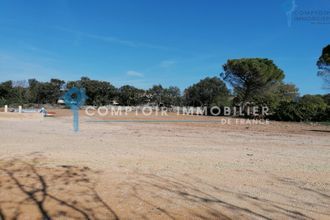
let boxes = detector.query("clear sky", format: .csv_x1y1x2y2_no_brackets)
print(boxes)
0,0,329,94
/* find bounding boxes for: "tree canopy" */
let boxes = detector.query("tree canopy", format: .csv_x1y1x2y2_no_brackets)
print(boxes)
118,85,146,106
273,95,329,122
148,85,182,107
184,77,230,107
317,45,330,66
0,52,329,122
317,44,330,89
222,58,284,104
67,77,116,106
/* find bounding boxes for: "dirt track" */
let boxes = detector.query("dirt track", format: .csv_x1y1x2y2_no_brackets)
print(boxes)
0,111,329,219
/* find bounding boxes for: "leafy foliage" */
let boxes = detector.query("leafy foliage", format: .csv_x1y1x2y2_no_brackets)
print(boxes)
317,45,330,89
184,77,230,107
148,85,182,107
162,86,182,106
222,58,284,103
252,82,299,113
0,81,14,104
273,95,329,122
67,77,116,106
322,93,330,105
118,85,146,106
0,55,328,122
317,45,330,66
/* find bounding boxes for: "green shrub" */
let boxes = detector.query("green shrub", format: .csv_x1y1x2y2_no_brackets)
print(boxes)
317,106,330,121
323,94,330,105
273,95,328,122
0,97,6,106
273,101,301,121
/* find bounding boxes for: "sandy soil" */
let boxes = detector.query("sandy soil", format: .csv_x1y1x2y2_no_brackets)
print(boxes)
0,110,329,219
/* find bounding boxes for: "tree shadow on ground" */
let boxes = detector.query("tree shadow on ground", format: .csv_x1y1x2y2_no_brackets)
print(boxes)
115,172,329,220
0,157,118,220
1,157,329,219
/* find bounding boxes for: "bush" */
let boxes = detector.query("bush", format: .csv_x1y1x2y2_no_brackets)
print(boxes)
299,95,327,121
273,95,328,122
272,101,301,121
0,97,6,106
317,106,330,121
323,94,330,105
184,77,230,107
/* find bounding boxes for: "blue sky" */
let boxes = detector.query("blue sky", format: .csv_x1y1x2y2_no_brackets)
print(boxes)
0,0,329,94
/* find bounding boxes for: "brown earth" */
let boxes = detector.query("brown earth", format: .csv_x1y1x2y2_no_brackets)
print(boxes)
0,110,329,219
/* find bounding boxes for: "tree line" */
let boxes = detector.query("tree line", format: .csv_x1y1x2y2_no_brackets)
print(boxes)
1,45,329,122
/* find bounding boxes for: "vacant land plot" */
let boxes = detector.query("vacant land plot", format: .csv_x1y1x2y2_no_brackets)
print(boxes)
0,110,329,219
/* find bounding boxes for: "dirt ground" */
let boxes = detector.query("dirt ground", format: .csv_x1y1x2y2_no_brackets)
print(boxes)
0,110,329,219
